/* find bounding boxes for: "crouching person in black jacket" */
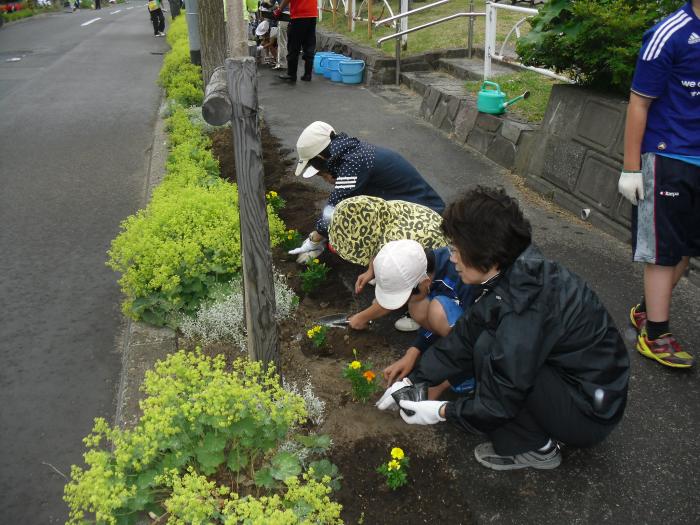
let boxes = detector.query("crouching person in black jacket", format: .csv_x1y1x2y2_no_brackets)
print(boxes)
376,186,630,470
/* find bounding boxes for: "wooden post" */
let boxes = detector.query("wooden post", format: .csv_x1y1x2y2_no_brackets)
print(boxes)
332,0,336,26
226,57,279,368
367,0,372,38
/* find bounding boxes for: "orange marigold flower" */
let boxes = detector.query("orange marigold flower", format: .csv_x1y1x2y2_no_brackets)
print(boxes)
363,370,376,382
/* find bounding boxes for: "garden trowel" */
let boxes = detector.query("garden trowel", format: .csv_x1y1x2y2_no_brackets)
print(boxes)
316,313,350,328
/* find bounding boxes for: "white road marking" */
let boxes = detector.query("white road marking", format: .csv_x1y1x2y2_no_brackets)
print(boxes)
81,17,101,26
6,57,22,62
110,9,122,14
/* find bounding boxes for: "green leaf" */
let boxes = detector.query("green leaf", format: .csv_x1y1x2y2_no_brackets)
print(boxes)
308,459,338,479
199,432,227,454
196,449,225,475
294,434,332,452
254,467,278,490
195,433,227,474
270,451,301,481
135,469,158,490
226,449,249,472
230,417,257,437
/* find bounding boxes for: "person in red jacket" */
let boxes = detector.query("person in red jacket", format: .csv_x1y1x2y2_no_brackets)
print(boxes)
274,0,317,82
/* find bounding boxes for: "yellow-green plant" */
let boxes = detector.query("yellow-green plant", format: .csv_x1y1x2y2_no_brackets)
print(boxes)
376,447,410,490
306,325,328,349
280,228,303,252
64,351,342,525
159,17,203,106
265,190,286,214
342,351,381,403
300,258,330,294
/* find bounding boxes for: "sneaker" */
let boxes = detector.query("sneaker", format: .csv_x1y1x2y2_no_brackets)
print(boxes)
474,441,562,471
394,314,420,332
300,74,312,81
629,304,647,333
636,331,694,368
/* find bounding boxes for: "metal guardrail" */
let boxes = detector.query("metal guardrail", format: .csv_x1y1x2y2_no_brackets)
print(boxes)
374,0,484,84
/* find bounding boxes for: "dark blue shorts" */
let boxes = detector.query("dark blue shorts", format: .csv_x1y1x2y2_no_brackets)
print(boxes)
632,153,700,266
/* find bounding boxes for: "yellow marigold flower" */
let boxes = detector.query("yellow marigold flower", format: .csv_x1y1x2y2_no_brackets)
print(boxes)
270,191,277,197
307,329,314,338
387,460,401,471
349,360,361,370
288,234,293,239
363,370,376,382
390,447,404,460
313,258,319,264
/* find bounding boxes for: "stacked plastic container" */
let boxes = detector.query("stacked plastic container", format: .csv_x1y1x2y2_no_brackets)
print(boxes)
315,52,365,85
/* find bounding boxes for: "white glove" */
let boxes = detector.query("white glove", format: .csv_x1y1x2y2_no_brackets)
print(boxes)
288,236,325,255
295,247,325,265
399,400,447,425
618,170,644,206
376,378,412,411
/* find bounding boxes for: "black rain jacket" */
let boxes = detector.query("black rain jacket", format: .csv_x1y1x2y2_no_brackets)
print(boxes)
410,244,630,434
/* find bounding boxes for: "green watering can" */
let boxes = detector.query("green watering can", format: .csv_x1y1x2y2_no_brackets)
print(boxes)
477,81,530,115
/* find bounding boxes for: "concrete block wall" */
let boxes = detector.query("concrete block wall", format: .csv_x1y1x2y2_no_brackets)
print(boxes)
524,84,698,280
411,78,537,171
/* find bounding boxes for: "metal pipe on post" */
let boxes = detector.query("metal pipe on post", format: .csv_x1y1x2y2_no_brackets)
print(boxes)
184,0,201,66
226,57,279,369
318,0,323,22
467,0,474,58
394,18,400,84
400,0,408,49
483,1,494,79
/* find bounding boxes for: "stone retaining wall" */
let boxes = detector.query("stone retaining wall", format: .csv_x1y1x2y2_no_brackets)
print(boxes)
408,76,537,172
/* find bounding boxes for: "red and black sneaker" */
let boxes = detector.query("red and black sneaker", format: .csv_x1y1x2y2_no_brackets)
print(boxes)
629,304,647,333
637,331,694,369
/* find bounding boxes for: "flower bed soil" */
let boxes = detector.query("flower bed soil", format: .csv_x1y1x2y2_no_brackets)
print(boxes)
201,124,474,524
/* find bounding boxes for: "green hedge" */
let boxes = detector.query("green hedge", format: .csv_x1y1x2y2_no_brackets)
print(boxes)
159,17,204,106
516,0,686,93
108,16,286,327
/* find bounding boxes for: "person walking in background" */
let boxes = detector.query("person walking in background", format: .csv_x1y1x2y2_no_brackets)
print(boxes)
148,0,166,37
94,0,101,9
274,0,317,82
618,0,700,368
274,2,290,70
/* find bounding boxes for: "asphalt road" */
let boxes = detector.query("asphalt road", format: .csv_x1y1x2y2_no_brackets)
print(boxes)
0,5,166,522
257,71,700,523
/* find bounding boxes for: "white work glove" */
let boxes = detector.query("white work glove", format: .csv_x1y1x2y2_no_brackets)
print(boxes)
295,247,325,265
288,236,325,255
399,400,447,425
618,170,644,206
376,378,412,411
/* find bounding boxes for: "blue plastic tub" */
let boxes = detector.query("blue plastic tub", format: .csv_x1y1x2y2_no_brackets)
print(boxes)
320,55,337,79
339,59,365,84
327,56,351,82
313,52,336,75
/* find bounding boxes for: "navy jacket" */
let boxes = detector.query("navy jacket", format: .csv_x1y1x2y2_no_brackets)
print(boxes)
411,245,629,433
315,134,445,236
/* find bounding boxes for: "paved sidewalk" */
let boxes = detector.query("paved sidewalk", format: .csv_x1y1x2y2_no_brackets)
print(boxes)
257,69,700,524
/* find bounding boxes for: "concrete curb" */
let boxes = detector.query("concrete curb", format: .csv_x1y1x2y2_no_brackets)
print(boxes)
114,95,177,430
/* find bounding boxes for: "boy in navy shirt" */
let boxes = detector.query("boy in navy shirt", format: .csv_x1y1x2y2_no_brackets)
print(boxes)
619,0,700,368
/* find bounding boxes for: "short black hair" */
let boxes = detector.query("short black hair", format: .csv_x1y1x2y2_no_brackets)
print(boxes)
441,186,531,272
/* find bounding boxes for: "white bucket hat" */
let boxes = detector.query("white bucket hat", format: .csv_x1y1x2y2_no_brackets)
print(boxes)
373,240,428,310
255,20,270,37
295,121,335,178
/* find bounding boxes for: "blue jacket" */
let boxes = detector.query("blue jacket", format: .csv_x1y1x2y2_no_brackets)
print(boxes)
411,247,475,352
315,133,445,236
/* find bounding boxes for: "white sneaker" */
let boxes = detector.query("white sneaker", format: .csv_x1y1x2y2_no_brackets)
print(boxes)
394,315,420,332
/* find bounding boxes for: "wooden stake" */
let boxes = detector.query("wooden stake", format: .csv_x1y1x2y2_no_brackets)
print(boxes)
367,0,372,38
225,57,279,369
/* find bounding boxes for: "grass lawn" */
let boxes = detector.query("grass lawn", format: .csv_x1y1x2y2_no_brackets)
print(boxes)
317,0,535,56
465,70,557,122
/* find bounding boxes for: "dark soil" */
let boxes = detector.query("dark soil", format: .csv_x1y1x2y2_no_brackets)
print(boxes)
205,124,473,525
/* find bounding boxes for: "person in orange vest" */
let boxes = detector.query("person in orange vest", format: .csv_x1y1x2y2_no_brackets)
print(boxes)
274,0,317,82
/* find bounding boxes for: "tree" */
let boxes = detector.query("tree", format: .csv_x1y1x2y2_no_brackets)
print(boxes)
197,0,227,86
